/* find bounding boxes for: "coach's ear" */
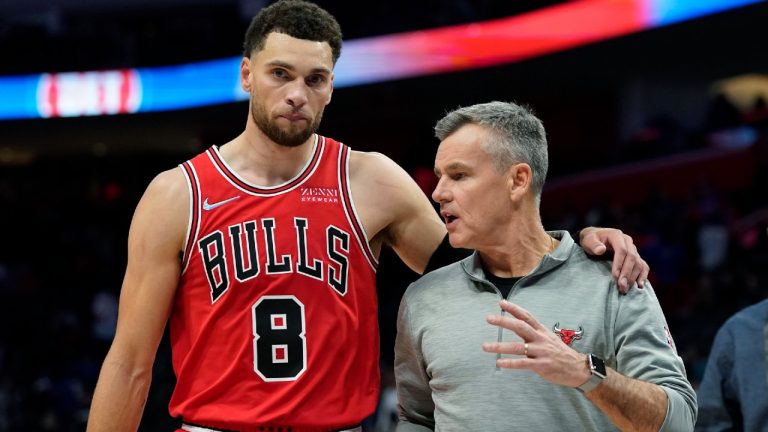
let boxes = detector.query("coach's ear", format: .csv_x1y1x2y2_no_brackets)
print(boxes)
506,162,532,203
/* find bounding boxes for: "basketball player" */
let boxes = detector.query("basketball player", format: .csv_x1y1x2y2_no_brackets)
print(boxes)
86,1,648,431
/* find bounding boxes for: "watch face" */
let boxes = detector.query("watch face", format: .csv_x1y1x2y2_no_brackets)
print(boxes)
589,354,607,377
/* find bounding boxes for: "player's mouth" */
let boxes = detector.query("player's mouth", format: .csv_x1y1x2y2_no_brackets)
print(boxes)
280,112,308,122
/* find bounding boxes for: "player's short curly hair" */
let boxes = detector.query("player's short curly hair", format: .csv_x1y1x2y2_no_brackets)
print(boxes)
243,0,343,64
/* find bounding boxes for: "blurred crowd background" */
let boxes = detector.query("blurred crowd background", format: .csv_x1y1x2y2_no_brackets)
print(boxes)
1,0,767,430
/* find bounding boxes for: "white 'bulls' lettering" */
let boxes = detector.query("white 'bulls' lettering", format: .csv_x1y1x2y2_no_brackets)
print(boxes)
198,218,351,302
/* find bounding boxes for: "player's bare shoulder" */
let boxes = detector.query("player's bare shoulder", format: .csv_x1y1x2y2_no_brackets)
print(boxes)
349,151,415,202
141,167,189,218
347,149,445,273
348,151,417,236
146,167,188,200
129,167,190,254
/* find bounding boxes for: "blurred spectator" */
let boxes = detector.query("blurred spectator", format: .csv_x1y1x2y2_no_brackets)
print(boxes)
744,96,768,125
705,93,743,132
90,290,118,344
705,93,758,149
695,298,768,431
626,114,687,160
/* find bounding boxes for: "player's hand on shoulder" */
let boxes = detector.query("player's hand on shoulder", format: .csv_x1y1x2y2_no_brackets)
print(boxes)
579,227,649,293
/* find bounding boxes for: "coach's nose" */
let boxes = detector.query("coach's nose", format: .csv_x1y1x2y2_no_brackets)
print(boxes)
431,177,452,204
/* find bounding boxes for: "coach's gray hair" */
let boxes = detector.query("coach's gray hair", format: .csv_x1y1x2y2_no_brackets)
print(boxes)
434,101,549,206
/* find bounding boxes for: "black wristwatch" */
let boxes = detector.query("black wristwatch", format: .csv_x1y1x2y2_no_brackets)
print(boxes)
577,353,607,393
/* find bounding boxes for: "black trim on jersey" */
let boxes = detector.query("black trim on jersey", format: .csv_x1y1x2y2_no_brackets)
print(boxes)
198,230,229,303
424,233,472,274
206,136,324,195
327,226,350,296
262,218,292,274
337,144,378,268
180,161,201,271
294,218,323,280
229,221,260,282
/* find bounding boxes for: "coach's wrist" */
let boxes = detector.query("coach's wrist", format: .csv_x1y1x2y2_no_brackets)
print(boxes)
574,353,591,387
576,353,607,393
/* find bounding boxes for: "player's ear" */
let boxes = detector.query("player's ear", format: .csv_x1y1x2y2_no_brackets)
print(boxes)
326,73,334,106
240,57,252,92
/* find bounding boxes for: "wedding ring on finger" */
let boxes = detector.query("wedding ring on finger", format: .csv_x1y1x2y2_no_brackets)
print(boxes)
524,342,529,357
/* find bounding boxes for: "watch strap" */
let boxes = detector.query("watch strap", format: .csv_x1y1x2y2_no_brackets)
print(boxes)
577,374,603,393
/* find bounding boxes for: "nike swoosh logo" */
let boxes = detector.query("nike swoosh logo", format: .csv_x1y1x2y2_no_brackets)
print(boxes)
203,196,241,211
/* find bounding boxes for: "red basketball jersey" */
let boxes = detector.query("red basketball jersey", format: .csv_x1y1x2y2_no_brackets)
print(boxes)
171,135,379,431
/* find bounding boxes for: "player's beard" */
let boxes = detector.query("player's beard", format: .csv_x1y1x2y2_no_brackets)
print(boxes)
250,96,323,148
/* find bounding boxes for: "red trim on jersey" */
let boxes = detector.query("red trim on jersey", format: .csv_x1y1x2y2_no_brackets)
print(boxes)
206,136,325,196
337,145,378,270
180,161,201,272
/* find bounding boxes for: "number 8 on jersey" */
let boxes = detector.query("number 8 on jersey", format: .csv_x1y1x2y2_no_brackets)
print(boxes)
253,295,307,381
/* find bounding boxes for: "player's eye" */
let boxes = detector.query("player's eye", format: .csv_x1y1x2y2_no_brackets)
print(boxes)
272,69,289,79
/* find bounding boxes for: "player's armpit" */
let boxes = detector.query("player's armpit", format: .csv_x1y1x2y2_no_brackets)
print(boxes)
423,233,471,273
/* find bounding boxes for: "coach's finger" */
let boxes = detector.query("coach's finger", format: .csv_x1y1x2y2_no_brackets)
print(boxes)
482,341,528,356
498,300,547,333
496,357,536,370
486,313,537,342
